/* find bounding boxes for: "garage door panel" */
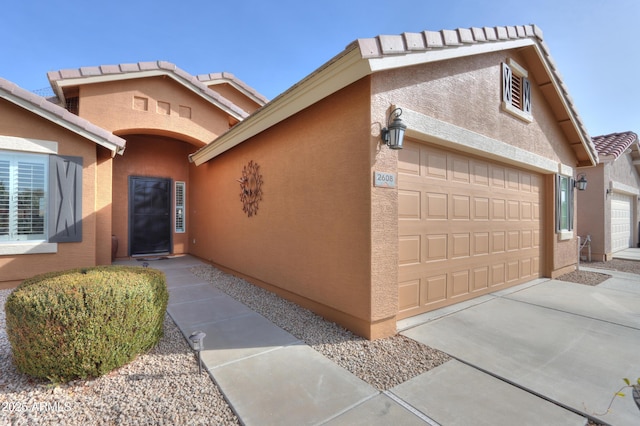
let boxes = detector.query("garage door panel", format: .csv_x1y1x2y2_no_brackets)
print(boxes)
473,232,490,255
426,192,448,219
611,192,632,253
399,189,421,219
399,235,421,265
471,161,490,186
398,140,544,319
450,270,470,298
472,267,489,292
473,197,490,220
425,234,447,262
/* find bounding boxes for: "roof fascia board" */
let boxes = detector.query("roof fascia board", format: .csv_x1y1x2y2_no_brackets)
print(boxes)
54,70,246,121
528,43,597,166
205,79,268,106
1,91,124,156
368,38,536,72
191,48,369,165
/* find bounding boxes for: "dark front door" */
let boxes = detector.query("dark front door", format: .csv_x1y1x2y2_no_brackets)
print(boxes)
129,177,171,256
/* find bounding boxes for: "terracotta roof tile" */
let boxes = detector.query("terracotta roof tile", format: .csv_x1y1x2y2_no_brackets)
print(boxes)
496,26,509,40
0,76,125,154
424,31,444,48
471,27,487,42
457,28,474,43
442,29,461,46
483,27,498,41
379,34,406,54
404,32,426,50
592,132,639,158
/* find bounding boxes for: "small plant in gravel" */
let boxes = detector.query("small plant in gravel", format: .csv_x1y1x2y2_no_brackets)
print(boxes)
4,266,168,383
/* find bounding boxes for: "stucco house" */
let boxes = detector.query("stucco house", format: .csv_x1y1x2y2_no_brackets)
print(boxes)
577,131,639,261
0,24,598,339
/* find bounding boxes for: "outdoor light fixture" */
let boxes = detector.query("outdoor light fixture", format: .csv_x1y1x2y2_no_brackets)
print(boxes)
381,107,407,150
574,174,588,191
189,331,206,374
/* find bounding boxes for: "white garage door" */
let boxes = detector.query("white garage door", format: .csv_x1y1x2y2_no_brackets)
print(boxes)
397,140,544,319
611,192,633,253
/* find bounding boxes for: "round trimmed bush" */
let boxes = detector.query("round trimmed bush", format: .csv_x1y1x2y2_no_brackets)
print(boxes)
5,266,168,383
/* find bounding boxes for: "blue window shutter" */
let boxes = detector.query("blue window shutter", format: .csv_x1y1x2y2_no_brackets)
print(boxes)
49,155,82,243
523,77,532,113
502,63,512,104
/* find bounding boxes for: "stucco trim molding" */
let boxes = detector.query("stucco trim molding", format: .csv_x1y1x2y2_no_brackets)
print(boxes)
610,181,640,196
0,135,58,154
0,242,57,256
400,106,559,174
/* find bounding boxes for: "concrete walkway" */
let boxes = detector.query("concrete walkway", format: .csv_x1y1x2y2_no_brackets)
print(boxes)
400,269,640,426
116,255,640,425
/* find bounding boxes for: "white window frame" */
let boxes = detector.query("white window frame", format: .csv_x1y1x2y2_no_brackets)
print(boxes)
0,152,48,242
175,181,185,233
501,58,532,123
556,174,574,240
0,137,58,255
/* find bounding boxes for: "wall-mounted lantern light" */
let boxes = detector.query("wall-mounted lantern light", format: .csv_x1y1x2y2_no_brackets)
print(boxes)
189,330,206,374
381,108,407,150
574,174,588,191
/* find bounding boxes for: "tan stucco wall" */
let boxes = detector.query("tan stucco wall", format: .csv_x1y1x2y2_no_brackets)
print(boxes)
95,147,114,265
76,77,230,145
111,135,193,258
576,166,606,260
578,154,640,260
0,99,103,288
189,79,383,337
370,48,581,278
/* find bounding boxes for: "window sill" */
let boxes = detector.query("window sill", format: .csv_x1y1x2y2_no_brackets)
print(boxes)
501,102,533,123
558,231,573,241
0,242,58,255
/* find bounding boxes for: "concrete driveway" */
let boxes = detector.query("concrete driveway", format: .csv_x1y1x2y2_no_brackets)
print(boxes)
400,272,640,426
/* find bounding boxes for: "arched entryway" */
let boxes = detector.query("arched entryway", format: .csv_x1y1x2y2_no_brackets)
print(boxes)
112,134,201,258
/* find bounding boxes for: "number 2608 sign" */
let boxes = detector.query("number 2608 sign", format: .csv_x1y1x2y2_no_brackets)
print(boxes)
374,171,396,188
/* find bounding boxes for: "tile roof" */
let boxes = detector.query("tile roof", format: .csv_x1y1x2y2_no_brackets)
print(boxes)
355,25,541,57
196,72,269,105
0,77,125,155
592,131,639,158
47,61,253,119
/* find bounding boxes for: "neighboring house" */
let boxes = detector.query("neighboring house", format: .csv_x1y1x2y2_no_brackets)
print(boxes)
0,24,598,339
577,131,640,261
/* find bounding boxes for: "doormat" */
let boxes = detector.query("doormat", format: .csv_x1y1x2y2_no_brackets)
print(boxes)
135,256,169,262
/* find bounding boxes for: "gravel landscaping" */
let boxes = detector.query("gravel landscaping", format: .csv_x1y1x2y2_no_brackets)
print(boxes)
1,258,638,424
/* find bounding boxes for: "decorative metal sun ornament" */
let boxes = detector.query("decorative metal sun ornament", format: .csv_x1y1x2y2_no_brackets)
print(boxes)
238,160,263,217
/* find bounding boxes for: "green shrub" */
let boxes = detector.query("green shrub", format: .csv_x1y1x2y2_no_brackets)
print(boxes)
5,266,168,383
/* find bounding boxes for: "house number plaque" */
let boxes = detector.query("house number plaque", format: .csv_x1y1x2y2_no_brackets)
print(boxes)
374,171,396,188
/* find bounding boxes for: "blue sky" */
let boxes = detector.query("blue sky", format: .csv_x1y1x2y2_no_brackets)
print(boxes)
2,0,638,136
